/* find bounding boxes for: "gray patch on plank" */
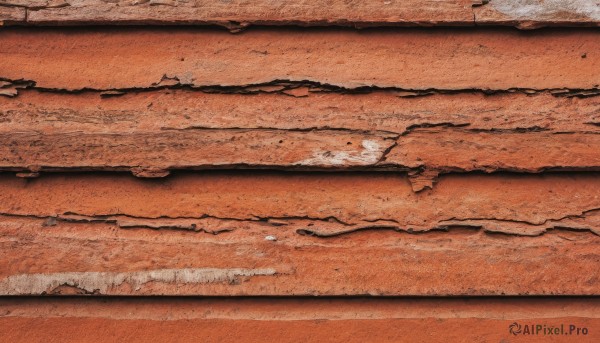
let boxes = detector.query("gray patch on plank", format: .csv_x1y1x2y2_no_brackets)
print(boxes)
489,0,600,20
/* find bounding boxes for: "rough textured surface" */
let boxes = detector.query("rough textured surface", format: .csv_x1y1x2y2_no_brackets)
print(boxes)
0,5,25,25
1,89,599,179
3,90,600,133
475,0,600,28
2,173,600,236
4,129,599,176
0,130,396,172
2,4,600,336
0,125,600,177
2,29,598,185
1,0,599,29
1,28,598,91
1,173,600,296
387,130,600,173
1,212,599,295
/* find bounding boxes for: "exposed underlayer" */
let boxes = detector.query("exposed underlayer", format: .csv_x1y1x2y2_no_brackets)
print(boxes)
1,10,599,339
3,89,600,133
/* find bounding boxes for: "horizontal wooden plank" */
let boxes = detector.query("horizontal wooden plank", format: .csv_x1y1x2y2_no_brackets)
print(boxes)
0,213,599,296
2,75,599,183
4,297,600,321
0,28,598,90
3,89,600,133
1,298,599,342
0,173,598,296
0,129,598,179
16,0,475,28
1,0,598,28
1,173,600,235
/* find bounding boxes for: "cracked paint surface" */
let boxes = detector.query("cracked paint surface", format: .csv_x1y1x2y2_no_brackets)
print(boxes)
1,173,600,236
2,0,599,28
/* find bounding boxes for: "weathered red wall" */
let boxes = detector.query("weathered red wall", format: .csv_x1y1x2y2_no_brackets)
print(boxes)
1,1,599,341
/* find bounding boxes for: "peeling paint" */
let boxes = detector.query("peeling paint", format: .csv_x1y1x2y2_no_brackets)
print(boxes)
5,209,600,238
296,139,384,166
488,0,600,20
0,268,277,295
408,169,440,192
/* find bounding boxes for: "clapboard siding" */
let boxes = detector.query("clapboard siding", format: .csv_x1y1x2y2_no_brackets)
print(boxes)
1,2,600,339
1,130,599,176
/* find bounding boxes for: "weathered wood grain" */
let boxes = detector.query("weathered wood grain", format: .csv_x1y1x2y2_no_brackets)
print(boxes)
1,28,598,90
1,211,599,295
387,130,600,173
1,0,598,29
1,173,600,236
17,0,475,28
1,0,598,334
1,129,599,177
0,130,397,173
3,90,599,133
1,90,599,179
1,298,599,342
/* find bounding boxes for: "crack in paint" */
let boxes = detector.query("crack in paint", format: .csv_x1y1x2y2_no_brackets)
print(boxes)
295,139,389,167
1,77,599,98
2,208,600,237
3,0,599,29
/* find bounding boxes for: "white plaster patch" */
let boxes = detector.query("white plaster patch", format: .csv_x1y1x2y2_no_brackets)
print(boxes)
296,139,383,166
0,268,277,295
489,0,600,20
